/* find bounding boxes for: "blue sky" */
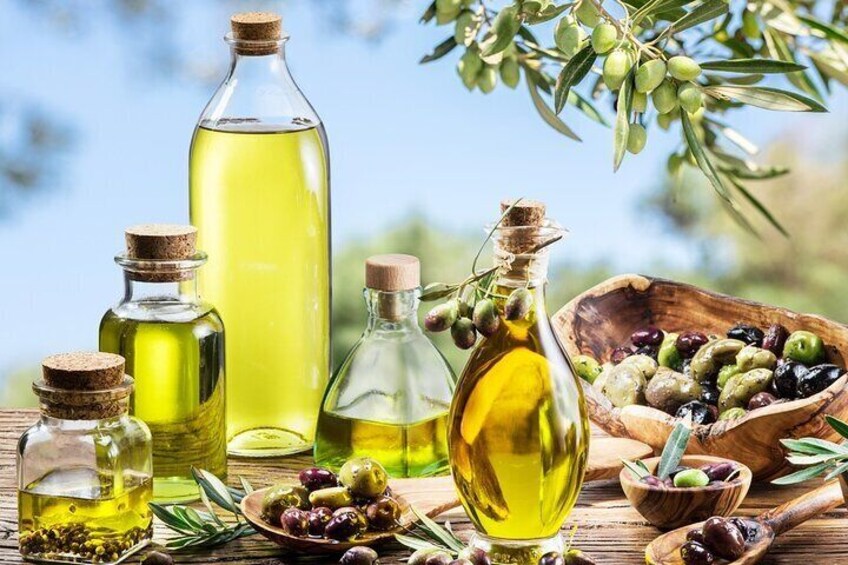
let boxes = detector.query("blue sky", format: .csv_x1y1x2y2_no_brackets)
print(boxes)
1,1,845,378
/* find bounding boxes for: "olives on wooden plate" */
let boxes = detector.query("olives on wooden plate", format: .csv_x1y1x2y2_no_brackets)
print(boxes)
676,400,715,425
676,331,708,358
632,326,664,347
727,323,764,347
340,546,379,565
682,516,749,564
300,467,339,492
797,364,845,397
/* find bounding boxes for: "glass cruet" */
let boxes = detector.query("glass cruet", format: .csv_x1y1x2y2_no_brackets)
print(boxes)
314,254,456,477
448,200,590,563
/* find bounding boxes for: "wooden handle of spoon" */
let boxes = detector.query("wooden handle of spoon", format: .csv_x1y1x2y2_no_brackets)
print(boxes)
762,481,844,536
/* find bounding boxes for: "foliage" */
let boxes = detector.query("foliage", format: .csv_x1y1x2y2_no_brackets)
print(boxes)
419,0,847,232
772,415,848,485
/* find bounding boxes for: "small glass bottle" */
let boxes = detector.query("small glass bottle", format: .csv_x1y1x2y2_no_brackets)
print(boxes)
18,352,153,564
449,201,590,563
99,225,226,503
190,12,330,457
314,254,456,477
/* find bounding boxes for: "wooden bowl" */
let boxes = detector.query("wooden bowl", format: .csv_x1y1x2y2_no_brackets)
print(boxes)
553,274,848,482
620,455,752,530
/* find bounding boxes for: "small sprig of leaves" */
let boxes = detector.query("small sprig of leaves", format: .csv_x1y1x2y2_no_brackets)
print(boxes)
622,419,691,480
149,468,256,550
772,415,848,485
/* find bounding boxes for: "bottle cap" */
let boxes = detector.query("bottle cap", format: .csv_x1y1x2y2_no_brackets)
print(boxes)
498,199,549,255
125,224,197,261
42,352,125,391
231,12,283,55
365,254,420,291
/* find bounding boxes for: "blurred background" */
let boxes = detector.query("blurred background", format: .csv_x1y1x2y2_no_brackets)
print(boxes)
2,0,847,406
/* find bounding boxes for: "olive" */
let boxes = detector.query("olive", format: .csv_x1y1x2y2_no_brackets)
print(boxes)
611,346,634,364
603,49,632,90
325,513,366,541
299,467,338,492
309,486,355,510
652,79,679,113
716,364,740,390
702,517,745,560
736,345,777,373
645,367,702,414
451,318,478,350
365,496,401,531
572,354,602,384
424,300,459,332
457,548,492,565
341,547,379,565
261,484,310,523
748,391,778,410
472,299,500,337
797,364,845,397
727,323,764,346
635,60,667,94
409,549,442,565
538,552,565,565
632,326,664,347
691,339,746,383
641,475,664,487
783,330,825,364
308,507,333,536
142,552,174,565
686,529,706,544
701,462,737,482
680,541,714,565
728,517,758,542
668,56,702,81
719,407,747,420
762,324,789,356
676,400,715,425
591,23,617,54
678,82,703,114
718,368,773,412
576,0,601,26
450,560,474,565
619,354,658,380
658,332,684,371
674,469,710,488
505,288,533,320
554,16,586,57
676,331,709,358
425,552,454,565
339,458,389,498
281,507,309,537
334,506,369,529
700,386,719,406
564,549,597,565
772,360,807,399
600,363,647,408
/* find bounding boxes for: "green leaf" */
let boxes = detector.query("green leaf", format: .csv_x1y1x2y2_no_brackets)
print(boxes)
420,2,437,24
568,89,610,126
720,166,788,180
525,3,573,24
198,487,226,527
703,85,827,112
622,458,650,479
727,177,788,237
667,0,729,35
192,467,238,514
420,282,459,302
780,437,848,455
798,14,848,46
705,119,758,154
420,36,459,64
681,109,730,202
239,476,254,495
527,75,582,141
824,460,848,481
764,29,823,102
482,4,522,57
826,415,848,441
148,504,197,535
394,533,443,552
612,71,634,172
786,454,842,466
657,422,691,480
554,44,596,114
771,461,832,485
410,506,466,552
699,58,805,74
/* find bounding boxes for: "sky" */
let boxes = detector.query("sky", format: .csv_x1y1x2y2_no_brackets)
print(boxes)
1,0,846,381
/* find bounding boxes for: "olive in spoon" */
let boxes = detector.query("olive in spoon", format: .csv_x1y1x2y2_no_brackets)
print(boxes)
645,481,844,564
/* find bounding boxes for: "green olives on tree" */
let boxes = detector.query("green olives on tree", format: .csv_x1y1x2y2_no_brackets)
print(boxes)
677,82,703,114
575,0,602,27
500,57,520,89
457,50,483,91
627,123,647,154
435,0,463,24
668,56,702,81
783,330,825,364
742,9,760,40
652,79,679,114
339,457,389,498
478,66,498,93
632,91,648,113
603,49,632,90
656,112,675,130
554,17,586,57
635,59,667,93
591,23,617,54
454,11,477,46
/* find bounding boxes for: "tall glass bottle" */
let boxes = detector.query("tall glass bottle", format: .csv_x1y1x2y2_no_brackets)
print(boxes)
99,225,226,503
314,255,455,477
449,201,590,563
189,12,330,456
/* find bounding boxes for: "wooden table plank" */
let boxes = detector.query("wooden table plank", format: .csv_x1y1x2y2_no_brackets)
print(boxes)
0,409,844,564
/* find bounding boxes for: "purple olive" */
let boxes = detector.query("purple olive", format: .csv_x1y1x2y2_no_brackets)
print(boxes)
700,462,737,482
425,553,453,565
458,548,492,565
680,541,715,565
702,517,745,560
748,391,778,410
340,547,379,565
308,507,333,536
631,326,664,347
686,529,706,544
640,475,664,487
299,467,338,492
365,496,401,531
611,346,634,364
729,517,759,542
676,331,709,357
762,324,789,355
538,552,565,565
281,507,309,537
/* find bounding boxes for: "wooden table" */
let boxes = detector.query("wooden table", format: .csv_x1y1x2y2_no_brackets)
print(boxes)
0,409,845,564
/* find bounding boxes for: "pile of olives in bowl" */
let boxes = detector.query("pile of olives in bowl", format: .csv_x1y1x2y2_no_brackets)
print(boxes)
680,516,759,564
260,457,401,542
640,461,740,489
573,322,846,423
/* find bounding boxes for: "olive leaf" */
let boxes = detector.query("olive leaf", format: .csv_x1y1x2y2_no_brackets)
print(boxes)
420,1,437,24
681,109,730,201
826,415,848,440
411,506,466,552
554,44,597,114
482,4,522,57
524,3,573,24
613,71,635,172
420,282,460,302
569,89,610,126
773,417,848,485
666,0,729,35
764,29,823,101
527,73,582,141
771,461,833,485
798,14,848,46
420,36,458,64
727,176,788,236
699,58,806,74
656,421,692,480
703,85,827,112
622,458,650,479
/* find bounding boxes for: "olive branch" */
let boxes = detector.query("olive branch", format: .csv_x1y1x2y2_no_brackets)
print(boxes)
419,0,846,236
772,415,848,485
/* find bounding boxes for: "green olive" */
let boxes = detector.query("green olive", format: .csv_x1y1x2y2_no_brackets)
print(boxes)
575,1,601,26
673,468,710,488
645,367,703,414
717,364,741,390
308,486,354,509
600,363,647,408
690,339,746,383
435,0,463,24
603,49,632,91
658,332,683,371
718,368,774,412
477,66,499,93
632,91,648,113
554,16,586,57
635,59,667,94
592,362,614,392
677,82,703,114
651,79,679,114
719,407,747,421
573,354,603,384
339,458,389,498
783,330,826,365
591,23,617,54
656,112,675,130
454,10,476,45
742,9,760,40
261,485,310,523
457,50,483,91
736,345,777,373
668,56,702,81
620,353,658,380
500,57,520,88
627,124,647,154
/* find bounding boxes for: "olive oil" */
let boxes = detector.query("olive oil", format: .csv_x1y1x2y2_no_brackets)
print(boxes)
314,412,450,477
99,310,226,502
19,468,152,563
190,122,330,456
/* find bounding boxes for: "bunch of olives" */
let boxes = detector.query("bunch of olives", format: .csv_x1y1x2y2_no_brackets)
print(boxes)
573,322,845,422
408,547,595,565
638,461,739,489
681,516,759,564
260,458,401,542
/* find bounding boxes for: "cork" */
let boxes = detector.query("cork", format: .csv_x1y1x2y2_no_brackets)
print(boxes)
366,254,421,291
126,224,197,261
231,12,282,55
500,199,546,227
42,352,125,391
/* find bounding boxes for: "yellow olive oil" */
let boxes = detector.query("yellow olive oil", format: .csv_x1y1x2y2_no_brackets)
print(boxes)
449,287,590,541
314,411,450,477
99,310,226,502
19,468,152,563
189,122,330,457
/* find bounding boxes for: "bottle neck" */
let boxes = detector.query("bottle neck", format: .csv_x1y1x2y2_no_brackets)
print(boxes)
227,43,292,83
121,275,200,305
364,288,421,331
492,246,552,289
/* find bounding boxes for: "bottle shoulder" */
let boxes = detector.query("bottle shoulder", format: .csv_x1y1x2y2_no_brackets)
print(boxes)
103,301,223,328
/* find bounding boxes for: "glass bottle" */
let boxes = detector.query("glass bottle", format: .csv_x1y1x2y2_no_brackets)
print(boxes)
315,255,455,477
449,201,590,563
99,225,226,503
189,12,330,457
18,352,153,564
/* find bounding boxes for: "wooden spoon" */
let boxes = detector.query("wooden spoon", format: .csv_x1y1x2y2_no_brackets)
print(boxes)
645,481,844,564
241,437,651,554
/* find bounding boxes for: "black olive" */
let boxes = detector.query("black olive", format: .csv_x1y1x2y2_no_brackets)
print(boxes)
762,324,789,356
727,323,764,347
634,345,659,360
772,360,808,399
340,546,379,565
365,496,401,531
676,400,716,425
299,467,339,492
676,331,709,357
702,517,745,560
797,364,845,397
700,386,719,406
700,462,737,482
538,552,565,565
686,529,706,544
611,346,634,364
281,508,309,537
728,517,759,542
748,391,778,410
631,326,664,347
308,507,333,537
459,548,492,565
640,475,663,487
142,552,174,565
680,541,715,565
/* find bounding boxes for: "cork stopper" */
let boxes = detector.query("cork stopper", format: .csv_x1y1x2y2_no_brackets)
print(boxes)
366,254,421,291
498,199,548,254
38,352,132,420
123,224,198,283
231,12,283,55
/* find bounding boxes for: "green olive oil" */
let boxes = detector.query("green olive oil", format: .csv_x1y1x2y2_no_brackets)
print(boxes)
189,122,330,457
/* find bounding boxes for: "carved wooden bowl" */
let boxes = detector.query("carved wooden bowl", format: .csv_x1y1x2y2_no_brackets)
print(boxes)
553,274,848,482
620,455,752,530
